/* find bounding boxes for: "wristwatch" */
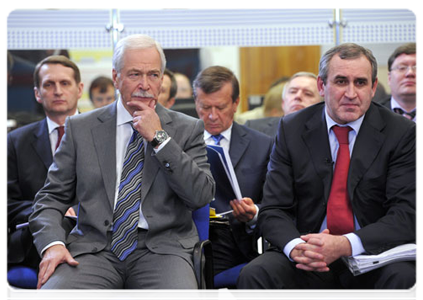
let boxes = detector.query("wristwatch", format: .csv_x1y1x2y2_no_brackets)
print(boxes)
151,130,169,148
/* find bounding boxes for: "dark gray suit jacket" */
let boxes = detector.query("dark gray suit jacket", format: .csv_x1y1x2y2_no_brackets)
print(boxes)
29,102,215,266
244,117,281,138
259,102,415,255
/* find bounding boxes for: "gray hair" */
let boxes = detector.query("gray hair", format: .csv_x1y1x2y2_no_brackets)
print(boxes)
282,72,318,100
112,34,166,74
318,43,377,86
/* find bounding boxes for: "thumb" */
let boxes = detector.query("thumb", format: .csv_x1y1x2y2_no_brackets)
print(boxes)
66,254,79,267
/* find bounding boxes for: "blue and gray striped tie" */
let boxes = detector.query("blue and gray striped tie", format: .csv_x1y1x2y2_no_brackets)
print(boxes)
111,127,144,261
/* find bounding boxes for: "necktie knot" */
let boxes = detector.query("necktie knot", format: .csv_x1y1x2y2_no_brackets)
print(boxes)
394,107,416,120
332,125,351,145
212,134,224,145
55,126,65,150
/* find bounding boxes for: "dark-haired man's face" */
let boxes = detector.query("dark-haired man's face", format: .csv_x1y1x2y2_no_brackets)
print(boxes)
91,85,116,108
195,82,239,135
34,64,83,118
388,53,416,104
318,54,377,124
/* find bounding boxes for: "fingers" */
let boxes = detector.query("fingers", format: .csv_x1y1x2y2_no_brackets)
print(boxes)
65,207,76,217
230,198,256,222
36,245,79,289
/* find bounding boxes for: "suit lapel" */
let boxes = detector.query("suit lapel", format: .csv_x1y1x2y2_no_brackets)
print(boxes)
348,104,385,201
92,104,117,207
302,106,333,201
229,122,249,169
140,104,173,201
32,119,53,169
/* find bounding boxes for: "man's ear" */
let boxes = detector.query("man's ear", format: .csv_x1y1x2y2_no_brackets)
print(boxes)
34,87,42,104
317,76,325,98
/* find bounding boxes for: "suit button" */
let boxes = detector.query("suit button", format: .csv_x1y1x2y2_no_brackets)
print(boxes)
92,247,98,252
104,220,110,226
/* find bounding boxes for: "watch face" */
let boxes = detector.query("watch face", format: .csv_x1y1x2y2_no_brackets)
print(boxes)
156,130,168,143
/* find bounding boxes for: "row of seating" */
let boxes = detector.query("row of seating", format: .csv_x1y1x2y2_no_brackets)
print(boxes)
6,205,360,300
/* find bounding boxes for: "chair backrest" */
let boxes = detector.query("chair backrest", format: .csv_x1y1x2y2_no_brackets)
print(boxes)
192,203,210,241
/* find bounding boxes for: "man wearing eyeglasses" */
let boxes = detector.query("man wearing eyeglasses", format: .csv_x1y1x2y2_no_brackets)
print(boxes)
381,43,416,122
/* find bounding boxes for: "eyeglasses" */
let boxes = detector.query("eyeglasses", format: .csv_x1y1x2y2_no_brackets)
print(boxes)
391,65,417,73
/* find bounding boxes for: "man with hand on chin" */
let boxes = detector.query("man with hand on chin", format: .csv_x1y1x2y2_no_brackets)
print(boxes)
29,34,214,289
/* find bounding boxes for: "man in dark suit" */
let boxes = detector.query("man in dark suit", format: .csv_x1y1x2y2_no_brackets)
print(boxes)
238,43,415,289
379,43,416,122
245,72,322,137
29,34,215,289
8,55,83,270
193,66,273,277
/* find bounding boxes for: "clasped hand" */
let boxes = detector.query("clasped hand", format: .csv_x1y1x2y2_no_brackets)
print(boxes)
290,229,352,272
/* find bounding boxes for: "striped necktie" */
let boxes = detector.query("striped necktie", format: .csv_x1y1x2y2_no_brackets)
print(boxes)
55,126,65,150
111,127,144,261
393,107,416,120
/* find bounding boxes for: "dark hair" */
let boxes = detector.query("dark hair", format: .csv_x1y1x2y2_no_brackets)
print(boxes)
319,43,378,86
164,68,177,100
89,76,115,101
193,66,239,103
387,43,416,71
34,55,81,88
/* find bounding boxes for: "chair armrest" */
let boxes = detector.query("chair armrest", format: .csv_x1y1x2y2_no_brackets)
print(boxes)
193,239,214,289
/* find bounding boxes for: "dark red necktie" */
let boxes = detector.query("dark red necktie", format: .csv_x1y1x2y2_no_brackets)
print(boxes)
327,125,354,235
55,126,65,150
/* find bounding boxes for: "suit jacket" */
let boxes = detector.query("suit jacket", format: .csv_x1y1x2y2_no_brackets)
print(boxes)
8,119,52,266
29,103,215,266
259,102,415,255
226,122,273,259
244,117,280,138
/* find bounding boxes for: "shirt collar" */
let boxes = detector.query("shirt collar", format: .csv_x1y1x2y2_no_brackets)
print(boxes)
324,106,365,135
204,123,233,142
390,96,416,113
117,96,133,126
46,110,78,134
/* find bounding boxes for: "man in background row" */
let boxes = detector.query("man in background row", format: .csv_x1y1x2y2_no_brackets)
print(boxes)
194,66,273,283
89,76,116,109
245,72,322,137
157,68,177,109
380,43,416,122
8,55,82,271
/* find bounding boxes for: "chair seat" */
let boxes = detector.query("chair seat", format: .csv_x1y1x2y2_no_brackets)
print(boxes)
8,266,38,289
214,263,247,288
315,295,360,300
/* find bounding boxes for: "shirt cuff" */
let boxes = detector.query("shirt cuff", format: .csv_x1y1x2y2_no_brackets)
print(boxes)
153,137,171,153
344,233,366,256
41,241,66,256
284,237,305,262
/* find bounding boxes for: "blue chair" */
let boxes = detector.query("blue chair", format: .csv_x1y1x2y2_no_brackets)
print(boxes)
8,206,214,289
8,266,38,289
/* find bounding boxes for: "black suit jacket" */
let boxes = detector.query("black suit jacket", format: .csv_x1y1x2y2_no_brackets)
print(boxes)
227,122,273,259
8,119,53,266
259,102,415,255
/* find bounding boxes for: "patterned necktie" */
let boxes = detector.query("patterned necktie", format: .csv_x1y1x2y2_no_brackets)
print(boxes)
327,125,354,235
111,127,144,261
393,107,416,120
211,134,224,145
55,126,65,150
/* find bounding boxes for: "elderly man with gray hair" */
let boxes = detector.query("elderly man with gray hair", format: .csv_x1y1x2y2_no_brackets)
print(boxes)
29,34,214,289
